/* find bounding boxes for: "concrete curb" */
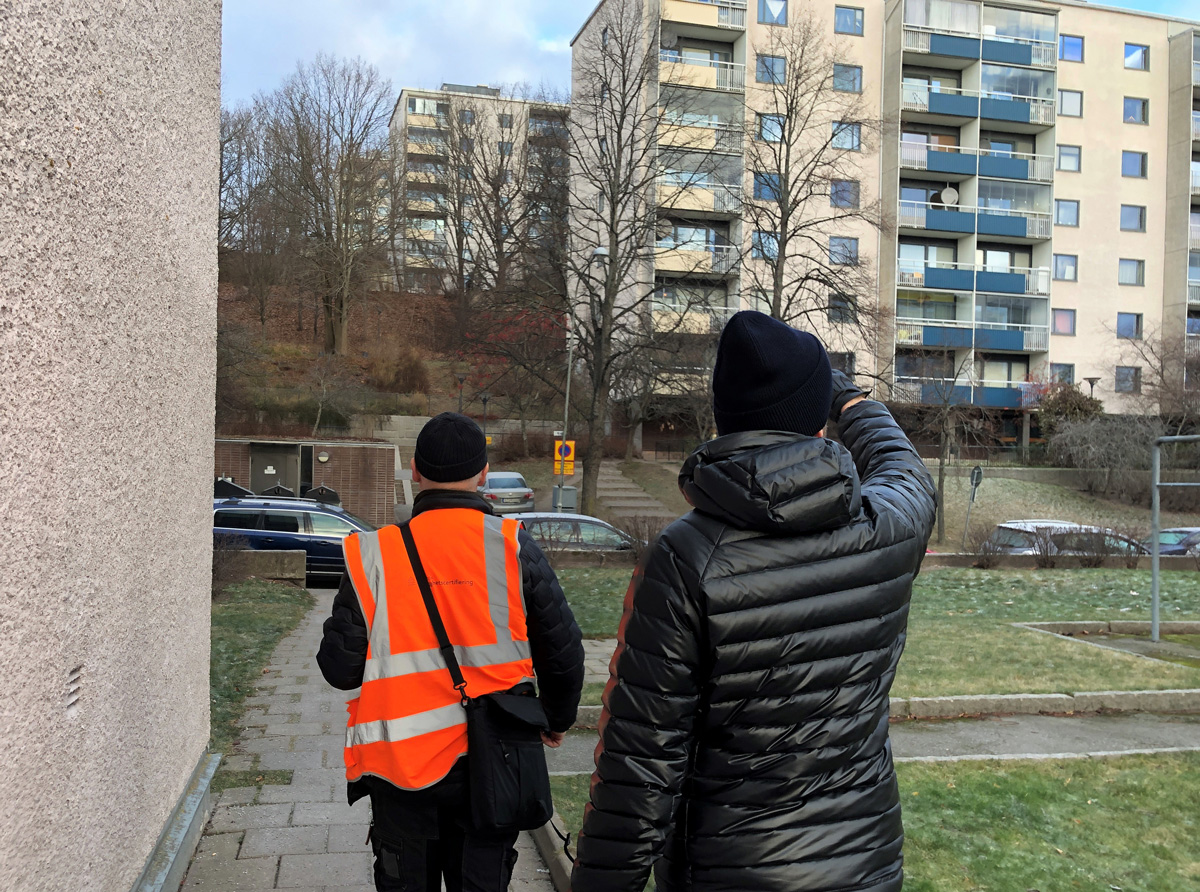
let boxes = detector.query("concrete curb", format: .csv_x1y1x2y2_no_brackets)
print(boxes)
129,751,221,892
572,689,1200,729
530,813,573,892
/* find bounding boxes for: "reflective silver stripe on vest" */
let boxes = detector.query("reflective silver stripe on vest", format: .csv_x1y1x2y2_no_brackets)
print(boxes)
347,702,466,746
345,530,389,636
361,639,532,683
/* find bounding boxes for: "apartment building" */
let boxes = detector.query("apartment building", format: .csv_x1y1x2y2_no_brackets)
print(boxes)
387,83,569,295
570,0,1200,418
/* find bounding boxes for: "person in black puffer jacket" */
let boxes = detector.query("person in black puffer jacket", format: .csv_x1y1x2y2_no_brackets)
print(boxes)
571,312,936,892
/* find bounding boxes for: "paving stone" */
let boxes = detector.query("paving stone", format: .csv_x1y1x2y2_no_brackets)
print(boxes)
240,737,294,755
194,832,244,860
257,783,336,803
277,853,373,887
210,804,294,833
259,751,327,770
240,824,329,857
242,709,270,726
327,822,371,854
292,768,348,786
183,854,278,889
220,755,257,771
291,734,344,753
291,801,371,826
217,787,258,807
264,722,326,737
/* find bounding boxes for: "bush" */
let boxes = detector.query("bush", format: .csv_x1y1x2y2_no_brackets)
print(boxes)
966,520,1002,570
1030,527,1057,569
1035,384,1103,438
367,344,430,394
613,514,672,562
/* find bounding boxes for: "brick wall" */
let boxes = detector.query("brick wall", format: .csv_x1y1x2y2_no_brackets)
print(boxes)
214,440,251,486
315,445,395,528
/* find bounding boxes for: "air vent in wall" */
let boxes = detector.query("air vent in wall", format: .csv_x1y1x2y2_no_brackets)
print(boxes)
66,664,83,716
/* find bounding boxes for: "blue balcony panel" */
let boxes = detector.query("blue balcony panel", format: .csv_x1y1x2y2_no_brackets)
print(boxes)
980,97,1031,123
928,92,980,118
924,266,974,290
978,154,1029,180
922,325,973,348
982,39,1033,67
928,150,977,176
929,33,982,60
974,328,1025,351
974,386,1024,408
975,270,1025,294
922,383,973,405
926,208,976,233
977,212,1028,238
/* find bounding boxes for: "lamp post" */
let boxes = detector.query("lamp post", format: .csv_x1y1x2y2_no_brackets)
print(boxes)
1084,377,1101,398
456,373,467,413
480,392,490,445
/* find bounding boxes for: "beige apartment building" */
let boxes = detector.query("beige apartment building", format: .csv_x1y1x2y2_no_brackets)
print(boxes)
568,0,1200,419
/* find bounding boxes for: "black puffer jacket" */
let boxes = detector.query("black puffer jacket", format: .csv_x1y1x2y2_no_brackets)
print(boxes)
572,395,936,892
317,489,585,746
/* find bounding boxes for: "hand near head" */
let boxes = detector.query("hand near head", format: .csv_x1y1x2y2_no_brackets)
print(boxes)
829,370,869,421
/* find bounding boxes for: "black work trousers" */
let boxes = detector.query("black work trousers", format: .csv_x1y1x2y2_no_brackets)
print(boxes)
364,767,520,892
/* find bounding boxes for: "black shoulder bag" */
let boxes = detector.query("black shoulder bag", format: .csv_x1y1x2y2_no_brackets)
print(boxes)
399,522,554,833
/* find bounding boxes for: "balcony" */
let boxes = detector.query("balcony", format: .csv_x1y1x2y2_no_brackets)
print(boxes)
977,207,1052,240
655,242,738,276
901,83,980,119
975,322,1050,352
903,24,1055,70
897,261,975,291
658,119,743,154
982,36,1056,69
902,25,981,62
1193,113,1200,142
978,149,1053,183
1194,60,1200,86
1192,171,1200,197
898,200,976,234
976,266,1050,295
657,176,741,215
1191,226,1200,251
659,53,746,92
662,0,747,31
973,380,1035,409
895,318,974,349
900,142,977,178
893,377,973,405
1189,335,1200,359
652,301,738,334
980,91,1055,127
1189,281,1200,307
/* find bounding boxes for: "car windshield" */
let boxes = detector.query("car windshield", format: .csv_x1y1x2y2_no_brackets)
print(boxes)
488,476,527,489
991,528,1034,548
1158,531,1193,545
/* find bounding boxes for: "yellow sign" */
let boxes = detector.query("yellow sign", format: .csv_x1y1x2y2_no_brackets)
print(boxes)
485,436,493,445
553,439,576,476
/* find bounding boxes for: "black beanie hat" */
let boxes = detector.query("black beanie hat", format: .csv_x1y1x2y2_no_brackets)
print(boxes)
414,412,489,483
712,311,833,437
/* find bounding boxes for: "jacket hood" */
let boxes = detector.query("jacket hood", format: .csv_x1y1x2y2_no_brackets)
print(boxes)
679,430,862,535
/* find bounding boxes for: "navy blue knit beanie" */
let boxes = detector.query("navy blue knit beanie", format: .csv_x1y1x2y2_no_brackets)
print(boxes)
712,311,833,437
414,412,489,482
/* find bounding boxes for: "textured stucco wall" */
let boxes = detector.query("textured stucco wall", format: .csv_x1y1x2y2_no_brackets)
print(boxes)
0,3,221,890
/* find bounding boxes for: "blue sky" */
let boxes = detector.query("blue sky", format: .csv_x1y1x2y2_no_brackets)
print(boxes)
221,0,1200,108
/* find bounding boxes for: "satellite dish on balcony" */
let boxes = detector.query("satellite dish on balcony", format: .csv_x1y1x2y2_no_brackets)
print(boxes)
661,29,679,49
933,186,960,208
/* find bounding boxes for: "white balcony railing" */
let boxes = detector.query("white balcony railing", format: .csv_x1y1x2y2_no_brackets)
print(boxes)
652,301,738,333
659,52,746,91
660,117,744,153
896,260,973,287
1192,113,1200,142
980,91,1055,125
1188,335,1200,358
657,176,742,213
656,241,739,274
1190,225,1200,251
1189,281,1200,307
900,142,974,170
1013,266,1051,295
667,0,748,29
901,83,977,113
894,317,973,347
902,24,1055,68
898,199,976,229
977,206,1052,239
1192,170,1200,195
980,148,1054,182
1193,60,1200,86
976,322,1050,352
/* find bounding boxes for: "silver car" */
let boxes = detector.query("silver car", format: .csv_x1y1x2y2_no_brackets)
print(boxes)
479,471,536,514
519,512,638,554
985,520,1147,556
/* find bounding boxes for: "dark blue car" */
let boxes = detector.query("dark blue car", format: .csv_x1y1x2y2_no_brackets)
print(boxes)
1142,527,1200,556
212,497,376,579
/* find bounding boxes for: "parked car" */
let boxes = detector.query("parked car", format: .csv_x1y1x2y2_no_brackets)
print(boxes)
212,497,376,579
1142,527,1200,556
520,512,639,555
478,471,536,514
984,520,1148,557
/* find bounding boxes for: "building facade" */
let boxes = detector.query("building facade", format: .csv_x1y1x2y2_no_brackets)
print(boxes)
569,0,1200,416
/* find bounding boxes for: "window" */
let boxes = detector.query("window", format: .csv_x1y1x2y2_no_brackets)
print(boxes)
309,514,355,537
829,293,857,324
1052,309,1077,336
758,113,784,142
830,179,860,208
262,511,304,533
498,113,513,129
829,236,859,265
752,230,779,260
1125,43,1149,70
459,109,475,125
1059,35,1084,62
832,122,861,151
1051,363,1076,385
1053,254,1077,281
759,0,787,25
829,352,855,377
1117,312,1143,338
498,141,513,156
1054,199,1079,227
213,510,259,530
753,172,781,201
601,26,609,48
1057,90,1083,117
1115,366,1141,393
757,54,785,84
1123,97,1149,124
459,137,474,153
407,97,449,116
833,64,863,93
1056,145,1081,171
835,5,864,35
1121,151,1147,178
1120,205,1146,232
1118,259,1145,286
598,137,607,157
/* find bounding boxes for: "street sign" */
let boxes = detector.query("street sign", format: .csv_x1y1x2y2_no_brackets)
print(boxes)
485,436,493,445
962,466,985,551
970,465,984,489
554,440,576,476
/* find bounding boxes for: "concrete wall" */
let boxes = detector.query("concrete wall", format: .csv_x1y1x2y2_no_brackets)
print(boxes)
0,2,221,891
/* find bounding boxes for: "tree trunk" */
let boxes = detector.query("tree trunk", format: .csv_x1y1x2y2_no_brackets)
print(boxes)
322,294,336,351
936,416,947,545
311,402,323,438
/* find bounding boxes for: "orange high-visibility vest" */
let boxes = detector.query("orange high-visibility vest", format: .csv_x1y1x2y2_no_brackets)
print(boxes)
340,509,534,790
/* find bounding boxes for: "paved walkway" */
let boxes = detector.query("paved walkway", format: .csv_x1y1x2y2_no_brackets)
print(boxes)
185,589,555,892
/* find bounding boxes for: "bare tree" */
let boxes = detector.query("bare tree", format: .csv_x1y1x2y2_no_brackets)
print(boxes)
256,55,397,355
1114,323,1200,435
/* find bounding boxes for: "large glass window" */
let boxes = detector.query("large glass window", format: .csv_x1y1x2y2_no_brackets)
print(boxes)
977,244,1031,271
758,114,785,142
977,180,1051,214
1051,363,1076,385
980,131,1034,156
1052,309,1076,335
896,349,955,379
903,0,979,34
1056,145,1081,172
752,230,779,260
896,291,959,320
829,236,859,265
1119,259,1145,286
1053,254,1078,281
1121,151,1148,178
899,240,957,275
1120,205,1146,232
658,223,724,250
829,293,857,323
757,54,786,84
982,6,1055,44
1190,250,1200,282
1057,89,1083,117
1055,199,1079,227
1059,35,1084,62
759,0,787,25
833,64,863,93
407,97,449,116
976,295,1042,327
753,172,781,201
1117,312,1143,338
1125,43,1149,70
830,179,860,208
262,511,304,533
309,514,355,537
1115,366,1141,393
214,510,259,530
1123,97,1149,124
835,6,864,35
832,122,862,150
981,64,1054,100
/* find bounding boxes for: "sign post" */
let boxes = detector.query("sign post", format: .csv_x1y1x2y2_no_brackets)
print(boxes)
961,465,984,552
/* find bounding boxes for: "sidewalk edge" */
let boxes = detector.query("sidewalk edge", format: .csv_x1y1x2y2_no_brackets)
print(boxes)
531,813,573,892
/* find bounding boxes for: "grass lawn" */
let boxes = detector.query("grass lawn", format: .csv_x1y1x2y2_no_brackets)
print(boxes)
556,567,1200,702
210,580,314,794
551,752,1200,891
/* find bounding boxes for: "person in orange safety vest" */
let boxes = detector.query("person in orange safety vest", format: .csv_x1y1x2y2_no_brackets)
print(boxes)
317,412,584,892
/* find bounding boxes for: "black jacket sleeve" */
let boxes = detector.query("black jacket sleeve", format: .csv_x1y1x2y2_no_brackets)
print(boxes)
571,528,705,892
838,397,937,545
316,574,368,690
519,530,585,732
